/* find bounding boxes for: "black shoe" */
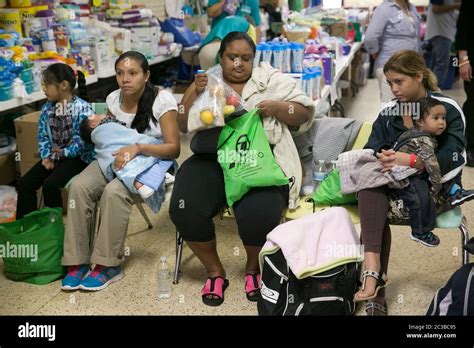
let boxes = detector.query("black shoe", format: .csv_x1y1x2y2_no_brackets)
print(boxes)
410,231,440,247
450,188,474,206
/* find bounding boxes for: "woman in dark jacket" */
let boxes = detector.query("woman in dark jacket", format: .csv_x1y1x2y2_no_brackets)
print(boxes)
353,50,466,315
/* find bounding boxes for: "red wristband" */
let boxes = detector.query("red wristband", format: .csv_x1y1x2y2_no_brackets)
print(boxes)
409,154,416,168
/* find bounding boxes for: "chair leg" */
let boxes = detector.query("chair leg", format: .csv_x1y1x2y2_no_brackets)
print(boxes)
173,229,183,284
460,216,470,265
136,203,153,229
38,188,44,209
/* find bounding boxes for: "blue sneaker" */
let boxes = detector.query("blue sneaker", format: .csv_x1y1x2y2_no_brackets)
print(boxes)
450,188,474,206
61,265,90,291
79,265,123,291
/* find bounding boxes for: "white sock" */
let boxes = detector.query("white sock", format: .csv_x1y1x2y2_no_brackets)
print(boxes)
137,185,155,199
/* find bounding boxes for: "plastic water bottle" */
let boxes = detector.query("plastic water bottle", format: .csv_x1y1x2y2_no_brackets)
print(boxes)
271,43,283,71
313,66,322,100
157,256,171,299
262,43,272,65
291,42,304,73
313,159,327,191
327,160,337,174
281,41,291,73
304,68,314,100
254,43,263,68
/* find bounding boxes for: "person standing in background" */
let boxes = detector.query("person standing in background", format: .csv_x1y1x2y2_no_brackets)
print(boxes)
365,0,421,104
207,0,261,41
455,0,474,166
425,0,460,88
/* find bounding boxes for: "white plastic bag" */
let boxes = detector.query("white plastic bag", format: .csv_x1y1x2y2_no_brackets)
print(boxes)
187,67,247,133
187,74,226,133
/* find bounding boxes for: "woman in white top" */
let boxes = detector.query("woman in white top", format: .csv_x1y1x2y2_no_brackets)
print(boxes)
61,51,180,291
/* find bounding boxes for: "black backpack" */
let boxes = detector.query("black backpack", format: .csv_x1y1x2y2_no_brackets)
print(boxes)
258,248,361,315
427,263,474,316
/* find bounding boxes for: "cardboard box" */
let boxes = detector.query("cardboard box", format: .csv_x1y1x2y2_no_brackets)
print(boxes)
14,111,40,176
90,40,112,73
130,26,159,42
0,152,16,184
18,4,47,36
14,111,70,213
328,19,348,40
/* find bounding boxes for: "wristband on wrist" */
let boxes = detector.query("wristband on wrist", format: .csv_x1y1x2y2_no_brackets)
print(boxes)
460,56,469,62
459,60,470,67
409,154,417,168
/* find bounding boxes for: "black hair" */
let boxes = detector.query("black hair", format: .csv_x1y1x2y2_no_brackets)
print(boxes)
417,97,445,122
79,118,93,145
218,32,256,57
42,63,88,101
115,51,157,134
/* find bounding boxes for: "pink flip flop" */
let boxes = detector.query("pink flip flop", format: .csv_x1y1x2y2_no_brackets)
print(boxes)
244,273,261,302
201,276,229,307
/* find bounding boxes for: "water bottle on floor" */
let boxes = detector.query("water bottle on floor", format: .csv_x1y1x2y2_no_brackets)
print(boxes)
157,256,171,299
313,159,327,192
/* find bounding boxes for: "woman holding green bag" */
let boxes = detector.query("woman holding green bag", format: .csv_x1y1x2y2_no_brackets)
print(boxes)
170,32,314,306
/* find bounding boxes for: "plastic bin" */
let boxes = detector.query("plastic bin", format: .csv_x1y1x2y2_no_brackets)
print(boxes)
0,85,13,101
20,68,34,83
24,81,35,94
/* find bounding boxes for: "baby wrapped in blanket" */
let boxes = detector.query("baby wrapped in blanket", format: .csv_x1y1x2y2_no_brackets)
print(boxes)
80,114,174,213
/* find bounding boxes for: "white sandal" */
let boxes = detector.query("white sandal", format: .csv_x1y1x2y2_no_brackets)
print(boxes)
354,270,388,303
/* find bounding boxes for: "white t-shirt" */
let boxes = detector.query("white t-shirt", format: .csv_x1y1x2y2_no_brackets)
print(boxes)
106,89,178,139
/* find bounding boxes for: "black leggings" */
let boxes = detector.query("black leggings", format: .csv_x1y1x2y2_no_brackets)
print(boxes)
169,154,289,246
16,158,88,219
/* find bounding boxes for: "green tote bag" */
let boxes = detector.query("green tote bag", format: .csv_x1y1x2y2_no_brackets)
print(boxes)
313,170,357,206
0,207,65,285
217,109,289,207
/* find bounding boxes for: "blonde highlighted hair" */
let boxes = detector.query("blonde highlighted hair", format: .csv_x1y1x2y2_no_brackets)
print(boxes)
383,50,440,92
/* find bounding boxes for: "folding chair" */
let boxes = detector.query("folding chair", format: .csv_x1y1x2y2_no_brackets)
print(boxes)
173,208,231,284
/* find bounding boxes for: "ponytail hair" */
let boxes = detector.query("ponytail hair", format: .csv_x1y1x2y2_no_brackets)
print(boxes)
423,69,439,92
76,70,88,101
115,51,157,134
42,62,89,101
383,50,440,92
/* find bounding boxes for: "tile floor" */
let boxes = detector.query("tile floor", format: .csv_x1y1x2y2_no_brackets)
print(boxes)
0,77,472,316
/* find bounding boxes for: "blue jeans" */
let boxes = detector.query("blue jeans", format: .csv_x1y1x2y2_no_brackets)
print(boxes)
429,36,452,87
395,174,436,235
